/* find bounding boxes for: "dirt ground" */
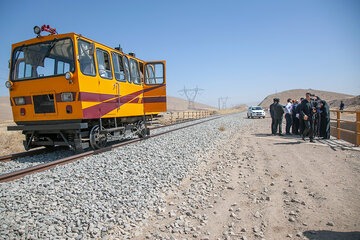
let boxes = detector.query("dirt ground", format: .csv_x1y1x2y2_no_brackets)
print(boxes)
135,116,360,240
0,120,24,155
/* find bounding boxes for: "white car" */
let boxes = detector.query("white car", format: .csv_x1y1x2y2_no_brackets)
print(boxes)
247,106,265,118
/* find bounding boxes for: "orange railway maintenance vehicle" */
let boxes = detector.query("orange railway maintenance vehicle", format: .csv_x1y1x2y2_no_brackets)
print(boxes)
6,25,166,152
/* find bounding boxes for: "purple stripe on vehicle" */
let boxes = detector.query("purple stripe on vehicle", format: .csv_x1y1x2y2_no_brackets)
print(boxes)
82,84,165,119
78,92,118,102
142,96,166,103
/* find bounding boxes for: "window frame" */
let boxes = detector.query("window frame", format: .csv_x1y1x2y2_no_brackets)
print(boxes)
122,55,131,84
129,58,142,85
144,62,165,85
95,48,113,80
11,37,76,82
77,39,97,77
111,51,127,82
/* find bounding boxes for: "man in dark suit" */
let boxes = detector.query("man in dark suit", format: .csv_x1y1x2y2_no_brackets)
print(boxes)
272,98,284,136
300,93,315,142
269,98,276,135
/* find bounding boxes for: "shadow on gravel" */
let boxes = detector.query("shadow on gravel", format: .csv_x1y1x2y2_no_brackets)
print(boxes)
303,230,360,240
254,133,274,137
273,141,302,145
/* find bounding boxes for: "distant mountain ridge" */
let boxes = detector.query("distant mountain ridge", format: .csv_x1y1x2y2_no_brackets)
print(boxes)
259,89,355,109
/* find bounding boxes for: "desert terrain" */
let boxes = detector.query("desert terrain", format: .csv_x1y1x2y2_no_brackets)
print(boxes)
135,116,360,240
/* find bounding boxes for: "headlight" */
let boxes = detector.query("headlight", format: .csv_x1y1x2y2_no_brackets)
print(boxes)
5,81,12,88
65,72,72,80
14,97,25,105
61,92,74,102
34,26,41,35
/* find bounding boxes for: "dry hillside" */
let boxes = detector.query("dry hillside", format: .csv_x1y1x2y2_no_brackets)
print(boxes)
328,95,360,111
0,96,12,121
166,96,215,111
259,89,354,109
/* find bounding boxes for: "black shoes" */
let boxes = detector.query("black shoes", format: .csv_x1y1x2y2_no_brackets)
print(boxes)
310,139,315,143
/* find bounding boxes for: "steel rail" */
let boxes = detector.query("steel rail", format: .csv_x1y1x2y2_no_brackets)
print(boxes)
0,115,216,162
0,148,54,162
0,116,220,183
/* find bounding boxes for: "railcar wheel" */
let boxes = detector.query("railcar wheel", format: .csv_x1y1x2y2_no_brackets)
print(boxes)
90,125,107,149
136,121,148,138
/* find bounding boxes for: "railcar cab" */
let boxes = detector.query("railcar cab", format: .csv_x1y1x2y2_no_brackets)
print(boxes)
7,25,166,152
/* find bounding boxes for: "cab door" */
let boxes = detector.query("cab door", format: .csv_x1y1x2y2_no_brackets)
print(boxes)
143,61,166,113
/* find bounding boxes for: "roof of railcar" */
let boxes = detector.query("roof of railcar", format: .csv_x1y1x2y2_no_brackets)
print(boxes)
11,32,144,62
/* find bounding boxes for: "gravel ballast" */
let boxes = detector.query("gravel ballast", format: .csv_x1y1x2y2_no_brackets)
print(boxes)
0,113,249,239
0,117,217,175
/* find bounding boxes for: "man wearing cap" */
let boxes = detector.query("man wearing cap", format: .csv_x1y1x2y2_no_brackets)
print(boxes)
272,98,284,136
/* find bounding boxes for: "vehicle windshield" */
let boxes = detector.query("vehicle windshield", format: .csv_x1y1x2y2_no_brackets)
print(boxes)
252,107,262,110
11,38,74,81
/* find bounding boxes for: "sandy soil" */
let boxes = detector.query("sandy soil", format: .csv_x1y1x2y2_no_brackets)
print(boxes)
0,120,25,155
135,116,360,240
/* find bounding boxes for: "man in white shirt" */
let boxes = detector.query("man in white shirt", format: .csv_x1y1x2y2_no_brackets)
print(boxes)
285,98,293,134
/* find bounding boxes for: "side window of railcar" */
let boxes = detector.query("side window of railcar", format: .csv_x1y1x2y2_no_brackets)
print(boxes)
96,49,113,79
78,40,96,76
145,63,164,85
122,56,131,83
111,52,126,82
139,62,144,80
130,59,141,85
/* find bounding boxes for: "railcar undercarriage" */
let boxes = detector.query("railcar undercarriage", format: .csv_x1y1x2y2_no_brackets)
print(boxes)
8,116,154,152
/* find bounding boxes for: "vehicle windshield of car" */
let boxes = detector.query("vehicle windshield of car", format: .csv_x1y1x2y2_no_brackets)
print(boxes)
252,107,262,110
11,38,74,81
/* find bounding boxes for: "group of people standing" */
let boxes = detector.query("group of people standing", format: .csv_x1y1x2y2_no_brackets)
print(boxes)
269,93,331,142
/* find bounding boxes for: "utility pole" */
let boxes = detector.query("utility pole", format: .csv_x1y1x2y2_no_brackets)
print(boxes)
218,97,229,110
178,86,204,109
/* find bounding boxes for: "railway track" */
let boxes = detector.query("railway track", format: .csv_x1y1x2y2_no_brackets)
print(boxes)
0,116,220,183
0,116,210,163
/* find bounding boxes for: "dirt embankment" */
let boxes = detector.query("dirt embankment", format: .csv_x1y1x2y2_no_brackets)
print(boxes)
135,116,360,240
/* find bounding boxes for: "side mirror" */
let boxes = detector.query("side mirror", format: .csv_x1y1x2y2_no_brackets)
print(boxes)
89,43,95,56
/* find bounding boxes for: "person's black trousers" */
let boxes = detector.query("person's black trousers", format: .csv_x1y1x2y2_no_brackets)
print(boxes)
299,118,304,135
285,113,292,134
292,117,299,134
273,118,283,135
320,117,330,139
303,120,314,139
271,117,275,134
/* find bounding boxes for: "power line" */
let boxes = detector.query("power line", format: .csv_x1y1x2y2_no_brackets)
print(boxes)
178,86,204,109
218,97,229,110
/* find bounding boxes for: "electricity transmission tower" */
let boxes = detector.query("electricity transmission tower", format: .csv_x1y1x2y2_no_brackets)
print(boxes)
178,86,204,109
218,97,229,110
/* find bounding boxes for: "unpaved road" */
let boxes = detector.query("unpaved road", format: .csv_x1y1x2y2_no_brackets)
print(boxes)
135,116,360,240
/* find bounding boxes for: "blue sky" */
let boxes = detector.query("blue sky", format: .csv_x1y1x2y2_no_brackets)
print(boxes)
0,0,359,107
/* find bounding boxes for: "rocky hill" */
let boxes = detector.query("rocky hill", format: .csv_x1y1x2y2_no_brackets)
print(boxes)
259,89,354,109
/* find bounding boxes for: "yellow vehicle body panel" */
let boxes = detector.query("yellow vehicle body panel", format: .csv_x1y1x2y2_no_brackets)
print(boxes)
8,33,166,124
